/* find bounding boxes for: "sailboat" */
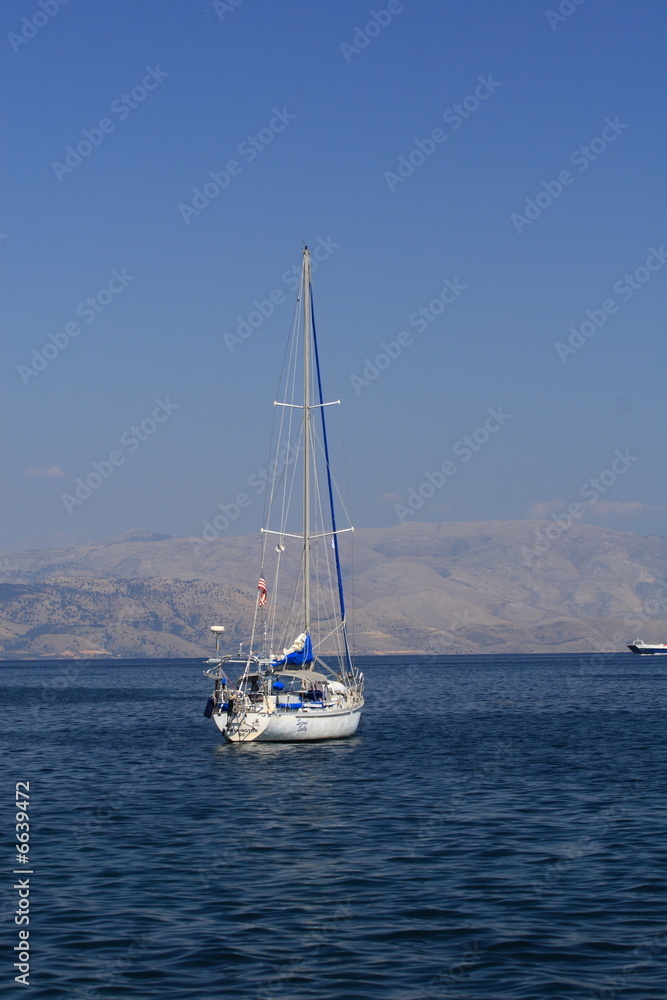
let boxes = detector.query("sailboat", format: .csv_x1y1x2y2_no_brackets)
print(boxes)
203,247,364,742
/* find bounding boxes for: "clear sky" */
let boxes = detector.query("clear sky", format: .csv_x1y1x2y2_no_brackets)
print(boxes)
2,0,666,551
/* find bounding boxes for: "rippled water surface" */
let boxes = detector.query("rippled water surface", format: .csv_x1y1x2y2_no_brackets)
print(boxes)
2,653,667,999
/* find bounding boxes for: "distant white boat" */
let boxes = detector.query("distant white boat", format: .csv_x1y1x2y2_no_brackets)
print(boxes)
203,247,364,743
627,639,667,655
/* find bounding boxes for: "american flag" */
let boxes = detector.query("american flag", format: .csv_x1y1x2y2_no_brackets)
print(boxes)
257,575,267,606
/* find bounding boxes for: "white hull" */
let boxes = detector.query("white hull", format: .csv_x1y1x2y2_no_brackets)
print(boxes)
212,704,363,743
627,642,667,654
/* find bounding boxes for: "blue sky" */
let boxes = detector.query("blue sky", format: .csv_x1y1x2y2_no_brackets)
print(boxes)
2,0,666,551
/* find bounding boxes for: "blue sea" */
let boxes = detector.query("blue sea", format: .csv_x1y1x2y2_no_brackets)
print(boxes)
2,653,666,999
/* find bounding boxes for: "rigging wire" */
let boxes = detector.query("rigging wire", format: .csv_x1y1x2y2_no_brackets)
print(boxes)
243,254,357,680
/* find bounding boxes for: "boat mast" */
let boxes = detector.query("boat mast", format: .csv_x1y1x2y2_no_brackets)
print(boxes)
302,247,311,637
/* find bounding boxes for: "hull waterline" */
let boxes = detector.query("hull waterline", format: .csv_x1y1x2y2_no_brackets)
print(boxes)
213,705,363,743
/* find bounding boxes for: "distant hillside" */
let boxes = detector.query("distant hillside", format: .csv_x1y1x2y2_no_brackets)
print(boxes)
1,522,666,657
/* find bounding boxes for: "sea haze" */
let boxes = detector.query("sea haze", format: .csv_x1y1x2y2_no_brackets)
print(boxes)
4,520,667,658
2,653,666,999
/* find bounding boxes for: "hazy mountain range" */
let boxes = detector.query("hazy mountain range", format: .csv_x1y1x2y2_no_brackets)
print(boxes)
1,520,667,658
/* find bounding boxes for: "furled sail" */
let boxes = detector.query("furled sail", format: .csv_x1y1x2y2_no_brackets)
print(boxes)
272,632,313,667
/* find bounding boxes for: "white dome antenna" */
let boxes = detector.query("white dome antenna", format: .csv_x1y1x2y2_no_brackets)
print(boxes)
209,624,225,653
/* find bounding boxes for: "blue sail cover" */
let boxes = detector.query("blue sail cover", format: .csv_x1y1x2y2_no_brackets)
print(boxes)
272,633,313,667
311,293,354,678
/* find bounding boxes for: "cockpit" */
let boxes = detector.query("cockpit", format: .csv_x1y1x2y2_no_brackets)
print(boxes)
237,670,332,709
